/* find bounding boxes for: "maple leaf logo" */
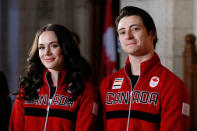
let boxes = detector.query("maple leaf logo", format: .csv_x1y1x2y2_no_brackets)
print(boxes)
152,78,158,82
149,76,159,88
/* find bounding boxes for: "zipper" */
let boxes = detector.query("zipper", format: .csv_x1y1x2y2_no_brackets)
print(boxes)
126,90,133,131
44,99,52,131
43,73,58,131
125,68,140,131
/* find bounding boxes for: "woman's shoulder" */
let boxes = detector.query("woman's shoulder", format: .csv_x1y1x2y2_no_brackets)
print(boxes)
82,82,98,100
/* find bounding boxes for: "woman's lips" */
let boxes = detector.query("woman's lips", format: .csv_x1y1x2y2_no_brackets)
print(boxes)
44,58,55,62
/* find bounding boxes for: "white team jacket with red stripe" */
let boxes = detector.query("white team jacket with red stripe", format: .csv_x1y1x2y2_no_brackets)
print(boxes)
100,53,190,131
10,70,98,131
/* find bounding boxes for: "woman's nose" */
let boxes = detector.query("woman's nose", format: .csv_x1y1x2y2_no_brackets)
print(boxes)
45,47,51,55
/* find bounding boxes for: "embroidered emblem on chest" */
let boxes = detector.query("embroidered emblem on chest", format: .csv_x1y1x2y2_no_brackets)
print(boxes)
112,78,124,89
106,91,159,106
149,76,159,88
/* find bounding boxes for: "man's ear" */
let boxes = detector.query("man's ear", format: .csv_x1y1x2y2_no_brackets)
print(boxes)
149,30,156,40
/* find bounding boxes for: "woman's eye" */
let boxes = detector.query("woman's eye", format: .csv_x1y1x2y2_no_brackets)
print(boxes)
50,44,59,48
38,46,45,50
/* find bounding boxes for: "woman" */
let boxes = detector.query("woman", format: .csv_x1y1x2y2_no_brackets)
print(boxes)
9,24,98,131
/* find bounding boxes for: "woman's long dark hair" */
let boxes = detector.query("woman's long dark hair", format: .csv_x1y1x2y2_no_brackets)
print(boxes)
18,24,85,101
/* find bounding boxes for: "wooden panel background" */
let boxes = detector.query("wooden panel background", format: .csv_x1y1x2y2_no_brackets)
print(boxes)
183,34,197,131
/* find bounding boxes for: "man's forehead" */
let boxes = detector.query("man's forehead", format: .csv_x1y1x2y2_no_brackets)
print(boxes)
117,16,143,30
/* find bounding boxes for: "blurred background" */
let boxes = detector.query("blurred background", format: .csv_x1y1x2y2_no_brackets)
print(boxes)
1,0,197,130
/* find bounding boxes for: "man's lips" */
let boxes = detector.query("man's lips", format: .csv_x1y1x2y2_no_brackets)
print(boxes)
127,42,136,45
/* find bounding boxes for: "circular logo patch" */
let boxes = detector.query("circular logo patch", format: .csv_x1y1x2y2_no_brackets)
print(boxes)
149,76,159,88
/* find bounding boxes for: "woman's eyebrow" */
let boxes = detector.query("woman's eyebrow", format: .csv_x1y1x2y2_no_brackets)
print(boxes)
38,41,58,45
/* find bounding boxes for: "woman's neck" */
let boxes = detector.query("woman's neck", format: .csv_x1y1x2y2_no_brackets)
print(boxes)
48,69,59,87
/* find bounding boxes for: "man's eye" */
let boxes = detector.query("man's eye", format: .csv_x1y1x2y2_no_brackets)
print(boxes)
131,27,140,31
119,31,125,35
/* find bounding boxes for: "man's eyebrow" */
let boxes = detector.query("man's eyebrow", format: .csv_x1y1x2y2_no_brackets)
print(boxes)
117,24,140,32
129,24,139,28
117,27,125,32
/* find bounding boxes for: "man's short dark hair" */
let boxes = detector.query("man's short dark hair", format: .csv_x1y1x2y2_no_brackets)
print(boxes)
115,6,158,48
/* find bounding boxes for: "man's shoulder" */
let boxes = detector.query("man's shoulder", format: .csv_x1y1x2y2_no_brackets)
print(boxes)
102,67,125,82
161,65,183,81
158,65,186,90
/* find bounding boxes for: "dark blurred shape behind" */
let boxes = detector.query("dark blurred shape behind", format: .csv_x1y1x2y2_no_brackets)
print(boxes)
0,71,11,131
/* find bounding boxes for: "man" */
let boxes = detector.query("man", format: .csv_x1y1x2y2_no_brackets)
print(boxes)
99,6,190,131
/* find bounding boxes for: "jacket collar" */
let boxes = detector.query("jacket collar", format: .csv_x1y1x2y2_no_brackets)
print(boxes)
125,52,161,77
43,69,67,88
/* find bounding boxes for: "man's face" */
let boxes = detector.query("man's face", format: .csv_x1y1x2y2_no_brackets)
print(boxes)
117,15,155,57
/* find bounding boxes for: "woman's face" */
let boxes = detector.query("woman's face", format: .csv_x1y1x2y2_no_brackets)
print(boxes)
38,31,65,71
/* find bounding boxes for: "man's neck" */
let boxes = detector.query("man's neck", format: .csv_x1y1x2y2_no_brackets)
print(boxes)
128,52,154,75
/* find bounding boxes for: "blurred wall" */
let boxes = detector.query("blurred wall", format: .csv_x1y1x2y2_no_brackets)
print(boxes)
1,0,195,94
0,0,92,93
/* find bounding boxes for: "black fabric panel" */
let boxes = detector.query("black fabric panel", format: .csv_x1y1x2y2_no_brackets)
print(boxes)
24,107,76,120
24,107,46,117
106,110,160,123
49,109,76,120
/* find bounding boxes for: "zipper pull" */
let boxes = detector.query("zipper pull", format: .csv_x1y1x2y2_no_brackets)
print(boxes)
130,91,133,97
47,99,52,111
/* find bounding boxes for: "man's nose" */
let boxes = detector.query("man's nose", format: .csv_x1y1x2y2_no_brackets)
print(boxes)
126,29,133,39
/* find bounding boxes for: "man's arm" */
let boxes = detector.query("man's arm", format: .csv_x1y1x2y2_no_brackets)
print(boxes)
160,82,190,131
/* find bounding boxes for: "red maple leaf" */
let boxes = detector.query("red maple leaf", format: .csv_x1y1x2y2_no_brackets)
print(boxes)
152,78,158,82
